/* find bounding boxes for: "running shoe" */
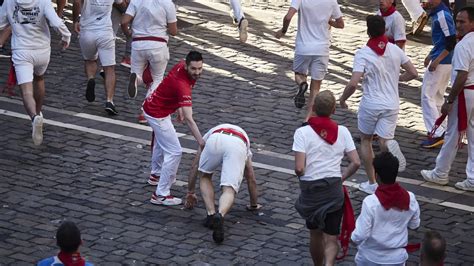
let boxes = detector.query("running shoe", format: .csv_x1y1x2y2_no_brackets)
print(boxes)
203,214,215,229
85,78,96,102
238,18,248,43
421,135,444,149
358,181,378,194
421,169,449,185
150,193,182,206
120,56,131,68
147,174,160,186
294,82,308,108
128,73,138,99
387,139,406,172
454,180,474,191
212,213,224,244
105,102,118,115
32,115,44,145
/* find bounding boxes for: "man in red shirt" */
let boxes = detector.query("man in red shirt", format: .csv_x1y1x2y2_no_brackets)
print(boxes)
143,51,205,206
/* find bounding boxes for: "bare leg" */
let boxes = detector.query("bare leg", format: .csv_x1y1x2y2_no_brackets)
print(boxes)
33,75,45,115
305,79,322,121
19,82,37,118
309,229,324,266
0,26,12,46
200,173,216,215
294,73,307,86
103,65,116,102
218,186,236,216
323,233,339,266
244,159,258,206
84,60,97,80
360,133,376,184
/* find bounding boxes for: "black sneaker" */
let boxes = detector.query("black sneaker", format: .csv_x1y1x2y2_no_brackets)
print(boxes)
203,214,215,229
0,46,11,58
128,73,137,98
212,213,224,244
99,69,105,79
105,102,118,115
294,82,308,108
85,79,96,102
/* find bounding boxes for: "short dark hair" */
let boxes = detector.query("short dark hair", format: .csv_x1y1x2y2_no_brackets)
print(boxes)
421,231,446,265
56,221,82,253
366,15,386,38
185,51,203,65
313,90,336,117
373,151,399,184
459,7,474,22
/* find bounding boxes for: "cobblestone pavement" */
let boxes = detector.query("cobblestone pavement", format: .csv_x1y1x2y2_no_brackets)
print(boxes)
1,0,474,265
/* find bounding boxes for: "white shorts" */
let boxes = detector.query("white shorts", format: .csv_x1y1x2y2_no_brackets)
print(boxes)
198,133,248,193
12,48,51,85
293,54,329,80
358,108,398,139
79,30,116,66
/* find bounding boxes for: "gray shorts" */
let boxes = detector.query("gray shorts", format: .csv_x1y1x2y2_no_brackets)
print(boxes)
293,54,329,80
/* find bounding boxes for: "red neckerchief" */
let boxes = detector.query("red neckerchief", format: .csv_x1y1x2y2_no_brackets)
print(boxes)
57,251,86,266
374,183,410,211
336,186,355,260
367,35,389,56
380,5,396,17
307,116,338,145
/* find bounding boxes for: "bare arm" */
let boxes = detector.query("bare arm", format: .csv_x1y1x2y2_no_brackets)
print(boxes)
181,106,205,148
56,0,67,17
244,158,258,206
295,151,306,177
442,70,469,115
275,7,297,38
187,147,202,194
167,22,178,36
121,14,133,37
44,1,71,48
339,71,363,108
329,17,344,29
72,0,82,33
399,60,418,82
341,149,360,180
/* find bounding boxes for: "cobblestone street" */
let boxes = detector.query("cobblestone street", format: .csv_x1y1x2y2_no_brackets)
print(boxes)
0,0,473,265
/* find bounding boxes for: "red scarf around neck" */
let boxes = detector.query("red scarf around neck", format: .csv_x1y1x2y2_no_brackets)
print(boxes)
367,35,389,56
57,251,86,266
375,183,410,211
307,116,338,145
380,5,396,17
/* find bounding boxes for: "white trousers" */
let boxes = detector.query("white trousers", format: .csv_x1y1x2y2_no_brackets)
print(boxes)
421,64,452,137
434,89,474,183
401,0,424,21
230,0,244,22
131,46,169,97
144,113,182,196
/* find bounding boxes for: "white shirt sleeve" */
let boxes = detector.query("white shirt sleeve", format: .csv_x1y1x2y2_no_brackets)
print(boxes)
165,0,177,23
125,0,138,16
331,2,343,19
292,128,305,153
290,0,302,11
351,197,374,245
452,43,471,72
393,14,406,41
43,0,71,44
341,127,356,153
352,50,366,73
407,193,421,230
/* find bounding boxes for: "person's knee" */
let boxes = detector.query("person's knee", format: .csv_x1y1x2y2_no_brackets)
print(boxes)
33,75,44,81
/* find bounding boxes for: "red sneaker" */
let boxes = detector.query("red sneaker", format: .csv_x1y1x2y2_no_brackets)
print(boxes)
120,56,131,68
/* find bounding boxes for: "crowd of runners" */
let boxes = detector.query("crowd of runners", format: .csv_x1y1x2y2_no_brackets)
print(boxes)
1,0,474,265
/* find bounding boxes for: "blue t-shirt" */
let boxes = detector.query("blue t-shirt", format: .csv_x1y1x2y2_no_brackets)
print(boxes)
429,3,456,64
37,256,94,266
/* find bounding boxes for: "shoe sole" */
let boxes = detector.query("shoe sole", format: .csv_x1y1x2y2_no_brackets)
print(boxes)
150,197,182,206
454,183,474,191
212,215,224,244
0,55,11,58
121,62,131,68
147,179,158,186
239,19,248,43
138,120,148,125
85,79,96,102
387,140,406,172
128,73,138,99
32,116,44,145
413,13,428,35
294,83,308,108
421,170,449,185
421,139,444,149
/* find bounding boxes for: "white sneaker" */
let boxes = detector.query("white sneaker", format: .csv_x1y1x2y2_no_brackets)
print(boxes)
387,139,406,172
150,193,182,206
32,115,44,145
454,180,474,191
358,181,378,194
421,170,449,185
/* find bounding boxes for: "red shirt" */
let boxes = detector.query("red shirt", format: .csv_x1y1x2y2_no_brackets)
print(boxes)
143,61,196,118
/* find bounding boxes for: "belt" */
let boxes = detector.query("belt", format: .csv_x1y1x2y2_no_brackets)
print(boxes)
132,36,167,43
212,128,248,145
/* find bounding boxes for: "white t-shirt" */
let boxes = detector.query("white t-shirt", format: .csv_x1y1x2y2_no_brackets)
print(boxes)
352,43,410,110
351,192,420,264
203,124,252,158
0,0,71,50
80,0,122,31
376,10,406,43
292,125,355,181
451,32,474,87
291,0,342,56
126,0,176,50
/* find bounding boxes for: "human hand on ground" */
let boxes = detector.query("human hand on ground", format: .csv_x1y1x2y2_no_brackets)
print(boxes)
339,99,348,109
275,29,285,39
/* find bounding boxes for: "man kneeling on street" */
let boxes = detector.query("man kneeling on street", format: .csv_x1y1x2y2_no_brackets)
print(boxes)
184,123,259,244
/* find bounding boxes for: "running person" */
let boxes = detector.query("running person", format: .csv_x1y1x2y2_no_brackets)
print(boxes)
229,0,249,43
